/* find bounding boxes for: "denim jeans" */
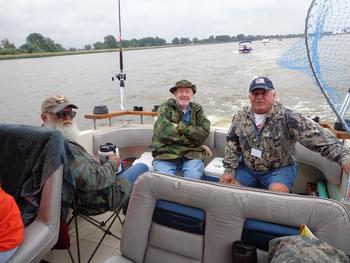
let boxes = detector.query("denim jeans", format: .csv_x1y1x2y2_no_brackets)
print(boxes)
0,247,18,263
153,159,204,180
117,163,149,184
235,162,298,191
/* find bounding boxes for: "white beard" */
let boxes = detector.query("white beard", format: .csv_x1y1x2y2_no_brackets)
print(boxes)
44,116,80,142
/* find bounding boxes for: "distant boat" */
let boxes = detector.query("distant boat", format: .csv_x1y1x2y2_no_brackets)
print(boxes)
238,41,253,53
262,38,270,44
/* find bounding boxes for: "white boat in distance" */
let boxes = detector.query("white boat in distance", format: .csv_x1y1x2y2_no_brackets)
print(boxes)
238,40,253,53
261,38,270,44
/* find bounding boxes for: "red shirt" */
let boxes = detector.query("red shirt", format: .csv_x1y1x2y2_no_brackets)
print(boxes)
0,187,24,251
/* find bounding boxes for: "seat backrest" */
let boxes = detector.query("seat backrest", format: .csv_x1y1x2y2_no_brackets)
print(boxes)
92,125,154,156
9,165,63,263
120,172,350,263
296,143,342,184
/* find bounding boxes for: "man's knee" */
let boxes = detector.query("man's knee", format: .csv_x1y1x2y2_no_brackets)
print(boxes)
131,162,149,173
153,160,177,175
268,183,290,193
182,159,204,179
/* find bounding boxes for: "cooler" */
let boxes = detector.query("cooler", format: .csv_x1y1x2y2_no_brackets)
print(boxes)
203,157,224,182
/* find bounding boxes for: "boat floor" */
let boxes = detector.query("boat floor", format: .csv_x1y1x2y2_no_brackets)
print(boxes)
43,212,123,263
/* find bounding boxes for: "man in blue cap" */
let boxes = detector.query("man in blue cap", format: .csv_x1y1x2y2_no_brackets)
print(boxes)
220,77,350,192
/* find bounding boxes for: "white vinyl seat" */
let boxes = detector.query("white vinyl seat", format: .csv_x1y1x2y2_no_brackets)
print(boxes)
103,172,350,263
9,165,63,263
0,124,66,263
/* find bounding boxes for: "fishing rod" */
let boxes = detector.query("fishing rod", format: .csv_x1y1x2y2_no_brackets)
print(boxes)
112,0,126,110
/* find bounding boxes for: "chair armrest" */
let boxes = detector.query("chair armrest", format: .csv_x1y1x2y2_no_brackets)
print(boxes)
9,165,63,263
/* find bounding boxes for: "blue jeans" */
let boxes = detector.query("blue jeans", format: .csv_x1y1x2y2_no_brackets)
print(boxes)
0,247,18,263
117,163,149,184
153,159,204,180
235,162,297,191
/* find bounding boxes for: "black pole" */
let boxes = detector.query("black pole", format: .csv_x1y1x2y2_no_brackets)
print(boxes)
118,0,123,72
112,0,126,110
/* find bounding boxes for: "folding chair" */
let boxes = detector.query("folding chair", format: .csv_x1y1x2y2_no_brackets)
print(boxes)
67,192,129,263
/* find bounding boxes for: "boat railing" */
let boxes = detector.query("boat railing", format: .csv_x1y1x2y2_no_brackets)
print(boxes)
84,110,158,129
319,122,350,140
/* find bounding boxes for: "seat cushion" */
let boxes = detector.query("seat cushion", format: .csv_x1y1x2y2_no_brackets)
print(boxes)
104,255,135,263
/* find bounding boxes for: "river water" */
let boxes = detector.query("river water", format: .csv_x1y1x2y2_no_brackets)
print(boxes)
0,39,335,130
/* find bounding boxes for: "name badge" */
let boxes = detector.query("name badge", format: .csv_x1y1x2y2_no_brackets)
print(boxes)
251,148,262,158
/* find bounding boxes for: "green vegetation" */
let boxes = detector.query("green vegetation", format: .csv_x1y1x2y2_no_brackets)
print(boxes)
0,32,303,59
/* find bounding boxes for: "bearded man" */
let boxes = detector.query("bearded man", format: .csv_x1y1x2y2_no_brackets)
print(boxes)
41,95,148,217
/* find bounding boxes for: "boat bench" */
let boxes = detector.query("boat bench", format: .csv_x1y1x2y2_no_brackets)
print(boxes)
92,125,216,172
103,172,350,263
202,143,344,186
91,126,344,187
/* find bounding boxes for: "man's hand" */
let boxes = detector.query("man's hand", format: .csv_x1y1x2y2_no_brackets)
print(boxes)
109,154,121,168
172,123,178,128
343,163,350,175
342,159,350,175
220,172,235,184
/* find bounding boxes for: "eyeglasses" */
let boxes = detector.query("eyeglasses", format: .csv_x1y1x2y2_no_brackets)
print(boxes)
55,111,76,119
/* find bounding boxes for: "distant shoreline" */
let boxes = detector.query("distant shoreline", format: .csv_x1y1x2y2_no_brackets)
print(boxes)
0,42,223,60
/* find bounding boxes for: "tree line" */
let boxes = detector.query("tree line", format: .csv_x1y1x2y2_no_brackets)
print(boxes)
0,32,303,55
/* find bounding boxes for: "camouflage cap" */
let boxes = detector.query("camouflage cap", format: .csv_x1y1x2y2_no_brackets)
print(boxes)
169,79,196,94
41,95,78,113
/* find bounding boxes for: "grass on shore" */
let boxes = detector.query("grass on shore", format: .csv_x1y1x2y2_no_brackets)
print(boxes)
0,44,194,60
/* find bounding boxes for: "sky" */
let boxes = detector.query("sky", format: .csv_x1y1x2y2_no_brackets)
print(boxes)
0,0,312,49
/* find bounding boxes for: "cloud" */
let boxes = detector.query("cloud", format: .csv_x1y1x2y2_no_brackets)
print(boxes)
0,0,311,48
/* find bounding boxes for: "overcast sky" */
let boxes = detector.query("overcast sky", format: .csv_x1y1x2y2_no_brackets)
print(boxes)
0,0,312,49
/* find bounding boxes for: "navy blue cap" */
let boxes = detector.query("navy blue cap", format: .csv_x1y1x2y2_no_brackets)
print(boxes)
249,77,274,92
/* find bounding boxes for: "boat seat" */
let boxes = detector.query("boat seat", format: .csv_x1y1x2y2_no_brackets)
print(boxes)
295,143,342,185
131,129,215,173
202,143,343,186
0,124,66,263
103,172,350,263
92,125,154,156
9,165,63,263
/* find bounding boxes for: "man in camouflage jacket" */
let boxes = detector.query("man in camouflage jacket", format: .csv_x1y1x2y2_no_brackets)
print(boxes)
152,80,211,179
41,95,148,217
220,77,350,192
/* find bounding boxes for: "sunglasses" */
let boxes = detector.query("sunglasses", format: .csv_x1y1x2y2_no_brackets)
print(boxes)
55,111,77,119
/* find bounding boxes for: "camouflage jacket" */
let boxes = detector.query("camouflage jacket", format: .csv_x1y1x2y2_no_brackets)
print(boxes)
223,101,350,173
66,141,131,215
152,98,211,161
269,236,350,263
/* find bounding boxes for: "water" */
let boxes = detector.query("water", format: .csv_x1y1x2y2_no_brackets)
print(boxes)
0,39,336,130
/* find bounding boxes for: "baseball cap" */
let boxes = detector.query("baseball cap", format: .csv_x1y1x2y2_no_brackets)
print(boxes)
169,79,196,94
41,95,78,114
249,77,274,92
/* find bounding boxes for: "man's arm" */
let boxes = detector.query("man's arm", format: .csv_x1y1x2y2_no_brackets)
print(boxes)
287,112,350,167
69,143,119,191
221,117,242,184
153,103,188,144
176,108,210,145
